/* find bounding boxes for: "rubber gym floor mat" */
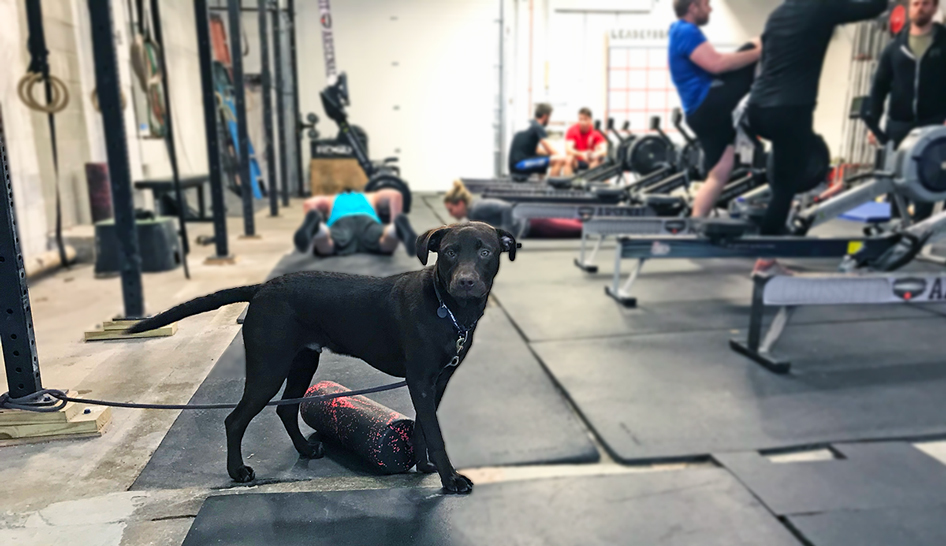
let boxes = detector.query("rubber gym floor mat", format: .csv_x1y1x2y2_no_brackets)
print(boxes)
715,443,946,516
132,307,598,490
716,443,946,546
531,316,946,463
491,250,941,342
180,469,799,546
789,506,946,546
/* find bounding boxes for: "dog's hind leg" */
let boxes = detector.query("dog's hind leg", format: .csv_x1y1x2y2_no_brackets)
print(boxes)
224,338,297,483
278,348,324,459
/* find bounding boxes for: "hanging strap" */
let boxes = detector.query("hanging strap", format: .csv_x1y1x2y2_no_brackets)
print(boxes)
23,0,68,269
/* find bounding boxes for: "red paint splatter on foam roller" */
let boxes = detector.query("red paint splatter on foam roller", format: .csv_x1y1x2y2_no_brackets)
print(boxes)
300,381,416,473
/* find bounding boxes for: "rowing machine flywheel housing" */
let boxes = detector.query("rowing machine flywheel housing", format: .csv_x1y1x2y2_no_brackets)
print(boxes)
892,125,946,204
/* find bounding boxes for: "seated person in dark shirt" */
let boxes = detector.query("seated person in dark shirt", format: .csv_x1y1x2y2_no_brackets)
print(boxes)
292,188,417,257
508,103,568,179
442,180,582,238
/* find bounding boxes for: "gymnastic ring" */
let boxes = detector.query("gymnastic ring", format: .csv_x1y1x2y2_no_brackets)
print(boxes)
17,72,70,114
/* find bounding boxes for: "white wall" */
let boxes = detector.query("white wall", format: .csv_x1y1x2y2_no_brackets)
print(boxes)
502,0,871,160
0,0,48,261
296,0,502,192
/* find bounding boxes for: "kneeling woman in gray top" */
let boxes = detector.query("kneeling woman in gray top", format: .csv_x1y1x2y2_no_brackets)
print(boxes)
442,180,582,239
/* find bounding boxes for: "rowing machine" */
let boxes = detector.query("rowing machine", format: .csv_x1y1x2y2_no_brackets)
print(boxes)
603,125,946,307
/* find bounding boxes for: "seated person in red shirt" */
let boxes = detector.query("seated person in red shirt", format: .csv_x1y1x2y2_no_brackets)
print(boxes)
564,107,609,175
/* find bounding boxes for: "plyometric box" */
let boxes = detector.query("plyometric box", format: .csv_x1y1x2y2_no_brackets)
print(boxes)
310,159,367,196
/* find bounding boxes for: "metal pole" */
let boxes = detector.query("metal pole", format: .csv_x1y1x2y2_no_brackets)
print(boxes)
88,0,145,319
272,0,289,207
150,0,191,279
497,0,505,178
228,0,256,236
287,0,305,197
0,106,43,398
259,0,278,217
195,0,230,258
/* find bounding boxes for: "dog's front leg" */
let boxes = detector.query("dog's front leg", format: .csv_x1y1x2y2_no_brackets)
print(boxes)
413,367,457,474
407,371,472,495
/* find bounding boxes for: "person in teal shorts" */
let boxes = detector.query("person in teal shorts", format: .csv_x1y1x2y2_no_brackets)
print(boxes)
293,188,417,257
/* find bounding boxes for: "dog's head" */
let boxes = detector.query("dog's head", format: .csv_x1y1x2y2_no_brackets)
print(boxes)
416,222,517,301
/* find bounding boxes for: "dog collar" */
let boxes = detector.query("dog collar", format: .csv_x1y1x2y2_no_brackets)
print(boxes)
432,277,477,368
432,277,477,334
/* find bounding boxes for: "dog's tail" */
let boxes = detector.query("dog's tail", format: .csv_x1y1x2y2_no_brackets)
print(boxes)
125,285,262,334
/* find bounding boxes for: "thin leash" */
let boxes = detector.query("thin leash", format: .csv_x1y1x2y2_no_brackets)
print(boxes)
0,382,407,413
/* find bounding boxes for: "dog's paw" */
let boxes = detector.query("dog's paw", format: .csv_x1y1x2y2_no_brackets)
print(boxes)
230,465,255,483
299,438,326,459
441,472,474,495
415,460,437,474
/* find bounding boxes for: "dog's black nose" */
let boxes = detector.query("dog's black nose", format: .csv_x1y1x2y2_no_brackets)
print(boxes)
455,275,477,289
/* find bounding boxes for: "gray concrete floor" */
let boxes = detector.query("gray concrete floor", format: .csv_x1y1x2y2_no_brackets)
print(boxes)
4,200,946,546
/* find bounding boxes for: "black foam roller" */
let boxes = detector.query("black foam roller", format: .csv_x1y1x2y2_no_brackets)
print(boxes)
300,381,416,473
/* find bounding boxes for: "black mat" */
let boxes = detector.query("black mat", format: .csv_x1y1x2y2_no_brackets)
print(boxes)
133,307,598,490
492,250,942,342
531,316,946,463
716,442,946,515
790,506,946,546
181,469,799,546
717,442,946,546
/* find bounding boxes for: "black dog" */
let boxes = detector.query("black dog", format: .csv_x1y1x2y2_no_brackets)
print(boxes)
128,222,516,494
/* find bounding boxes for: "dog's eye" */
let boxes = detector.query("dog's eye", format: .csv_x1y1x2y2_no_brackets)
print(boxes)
479,249,492,258
444,249,457,258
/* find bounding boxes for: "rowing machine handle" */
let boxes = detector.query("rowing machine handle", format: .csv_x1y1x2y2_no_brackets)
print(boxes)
672,108,696,145
856,96,889,145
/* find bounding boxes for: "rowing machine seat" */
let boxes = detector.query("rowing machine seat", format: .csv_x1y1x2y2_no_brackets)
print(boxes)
546,177,573,189
641,194,688,216
693,218,756,240
592,188,627,203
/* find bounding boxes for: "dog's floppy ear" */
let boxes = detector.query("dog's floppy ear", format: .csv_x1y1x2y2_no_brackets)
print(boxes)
416,227,448,266
495,228,518,261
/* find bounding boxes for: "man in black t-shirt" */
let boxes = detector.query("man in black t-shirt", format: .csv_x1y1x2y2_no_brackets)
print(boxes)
508,103,567,178
746,0,887,277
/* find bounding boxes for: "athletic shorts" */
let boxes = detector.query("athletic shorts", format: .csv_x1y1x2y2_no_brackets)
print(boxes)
328,214,387,256
685,61,756,174
511,156,550,176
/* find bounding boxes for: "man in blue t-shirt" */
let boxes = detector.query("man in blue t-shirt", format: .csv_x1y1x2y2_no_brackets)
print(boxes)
669,0,760,217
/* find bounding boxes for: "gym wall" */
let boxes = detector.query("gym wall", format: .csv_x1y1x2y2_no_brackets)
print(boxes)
296,0,503,192
502,0,880,166
0,0,47,260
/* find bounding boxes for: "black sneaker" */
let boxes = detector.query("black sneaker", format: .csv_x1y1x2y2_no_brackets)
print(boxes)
393,214,417,256
293,210,324,253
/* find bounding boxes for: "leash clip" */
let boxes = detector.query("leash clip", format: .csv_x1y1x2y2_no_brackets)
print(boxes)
448,331,469,368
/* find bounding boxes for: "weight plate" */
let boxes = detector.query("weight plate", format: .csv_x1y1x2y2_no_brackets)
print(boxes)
364,174,412,213
889,4,906,36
